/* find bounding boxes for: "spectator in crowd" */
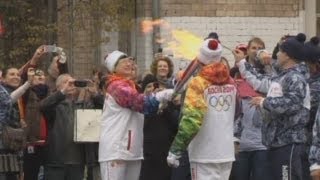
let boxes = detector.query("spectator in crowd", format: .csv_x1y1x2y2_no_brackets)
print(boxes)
140,56,180,180
99,50,174,180
40,74,85,180
167,39,238,180
150,55,175,88
230,37,272,180
304,37,320,145
0,67,34,180
305,36,320,180
22,69,49,180
234,34,311,180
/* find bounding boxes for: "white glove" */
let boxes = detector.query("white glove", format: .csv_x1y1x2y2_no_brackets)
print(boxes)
155,89,174,103
167,152,180,168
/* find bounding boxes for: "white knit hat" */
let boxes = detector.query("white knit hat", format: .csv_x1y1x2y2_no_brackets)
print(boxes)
104,50,127,72
197,39,223,65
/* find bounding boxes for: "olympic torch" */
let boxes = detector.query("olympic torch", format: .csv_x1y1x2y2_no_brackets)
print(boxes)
174,39,222,94
174,59,201,94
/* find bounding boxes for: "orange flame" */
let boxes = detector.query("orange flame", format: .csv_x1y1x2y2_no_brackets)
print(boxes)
141,19,166,34
166,30,202,60
141,19,203,60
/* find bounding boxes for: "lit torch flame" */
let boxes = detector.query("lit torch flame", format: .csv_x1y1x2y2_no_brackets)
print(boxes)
166,30,202,60
141,19,166,34
140,19,204,61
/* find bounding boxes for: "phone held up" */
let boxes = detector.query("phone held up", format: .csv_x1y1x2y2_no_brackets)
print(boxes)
43,45,58,53
74,80,88,87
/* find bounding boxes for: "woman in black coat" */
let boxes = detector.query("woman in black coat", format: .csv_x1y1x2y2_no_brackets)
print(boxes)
140,56,180,180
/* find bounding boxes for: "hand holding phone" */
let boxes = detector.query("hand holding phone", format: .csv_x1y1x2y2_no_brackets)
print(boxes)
44,45,57,53
74,80,88,87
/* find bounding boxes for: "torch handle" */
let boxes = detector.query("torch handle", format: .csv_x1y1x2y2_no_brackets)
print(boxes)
174,59,201,94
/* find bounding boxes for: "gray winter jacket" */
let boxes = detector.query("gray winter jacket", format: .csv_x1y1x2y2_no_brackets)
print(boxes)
238,60,310,148
234,98,267,151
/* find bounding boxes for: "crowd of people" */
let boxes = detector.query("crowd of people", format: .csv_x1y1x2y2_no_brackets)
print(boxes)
0,31,320,180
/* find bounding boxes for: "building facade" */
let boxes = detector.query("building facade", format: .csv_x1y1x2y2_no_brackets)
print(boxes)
57,0,317,78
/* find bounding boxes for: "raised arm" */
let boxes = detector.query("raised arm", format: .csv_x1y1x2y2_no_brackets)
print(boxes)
238,59,271,94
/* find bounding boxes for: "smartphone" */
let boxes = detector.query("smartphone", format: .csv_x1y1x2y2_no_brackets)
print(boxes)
44,45,57,53
74,80,88,87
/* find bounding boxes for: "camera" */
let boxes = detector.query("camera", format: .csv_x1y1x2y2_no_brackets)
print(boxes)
74,80,88,87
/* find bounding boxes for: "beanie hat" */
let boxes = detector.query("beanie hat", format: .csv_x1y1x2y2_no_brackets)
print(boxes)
279,33,306,61
197,39,223,65
204,32,219,41
141,74,158,91
305,36,320,63
104,50,127,72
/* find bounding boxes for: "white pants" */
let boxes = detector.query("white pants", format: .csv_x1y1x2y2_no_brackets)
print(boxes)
100,160,141,180
190,162,232,180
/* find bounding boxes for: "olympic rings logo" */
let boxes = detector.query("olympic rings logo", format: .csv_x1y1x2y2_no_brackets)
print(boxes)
209,95,232,111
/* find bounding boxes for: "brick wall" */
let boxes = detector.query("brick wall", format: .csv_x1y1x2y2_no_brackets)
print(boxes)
57,0,305,77
161,0,302,17
160,16,304,69
135,0,305,72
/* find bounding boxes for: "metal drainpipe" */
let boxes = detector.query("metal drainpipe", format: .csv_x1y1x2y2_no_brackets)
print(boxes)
94,0,101,65
68,0,74,74
134,0,138,59
47,0,54,44
152,0,160,55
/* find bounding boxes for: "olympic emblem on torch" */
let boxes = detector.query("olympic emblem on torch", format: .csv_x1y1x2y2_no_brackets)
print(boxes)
209,95,232,111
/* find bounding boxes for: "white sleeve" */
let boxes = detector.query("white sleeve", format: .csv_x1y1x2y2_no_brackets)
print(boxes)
238,59,271,94
10,81,31,102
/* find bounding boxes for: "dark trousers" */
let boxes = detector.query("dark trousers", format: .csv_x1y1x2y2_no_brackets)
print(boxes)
23,145,46,180
269,143,311,180
0,174,18,180
44,164,84,180
171,151,191,180
230,150,271,180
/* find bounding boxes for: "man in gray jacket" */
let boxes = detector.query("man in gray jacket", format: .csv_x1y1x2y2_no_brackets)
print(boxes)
231,37,272,180
233,34,311,180
40,74,85,180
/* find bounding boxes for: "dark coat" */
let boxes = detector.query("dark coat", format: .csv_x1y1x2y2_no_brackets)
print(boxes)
40,91,85,166
140,101,180,180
